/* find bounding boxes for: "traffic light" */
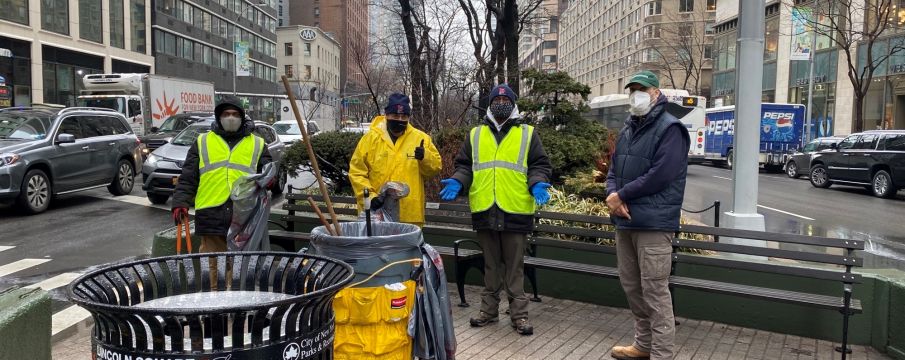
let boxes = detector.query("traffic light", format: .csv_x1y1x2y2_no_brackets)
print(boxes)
682,97,698,107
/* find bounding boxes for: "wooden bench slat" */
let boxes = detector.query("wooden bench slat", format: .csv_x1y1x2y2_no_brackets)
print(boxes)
536,211,613,225
425,214,473,226
285,194,358,203
679,224,865,250
674,239,863,267
675,253,862,283
524,257,620,278
529,236,617,255
670,276,863,313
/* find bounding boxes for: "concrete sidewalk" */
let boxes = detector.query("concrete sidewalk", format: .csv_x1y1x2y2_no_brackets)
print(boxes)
51,285,890,360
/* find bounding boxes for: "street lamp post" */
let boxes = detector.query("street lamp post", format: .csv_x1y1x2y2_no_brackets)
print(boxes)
725,0,767,236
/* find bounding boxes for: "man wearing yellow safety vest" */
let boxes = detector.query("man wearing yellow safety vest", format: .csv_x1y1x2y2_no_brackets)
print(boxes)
441,84,552,336
171,95,272,252
349,93,442,226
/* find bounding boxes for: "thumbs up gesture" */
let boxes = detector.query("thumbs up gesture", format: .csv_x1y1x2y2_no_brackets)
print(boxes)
414,139,425,161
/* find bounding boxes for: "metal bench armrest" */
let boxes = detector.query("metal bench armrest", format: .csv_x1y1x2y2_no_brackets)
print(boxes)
267,220,289,231
454,239,482,259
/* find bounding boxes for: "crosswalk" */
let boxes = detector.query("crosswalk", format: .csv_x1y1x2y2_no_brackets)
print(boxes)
0,246,91,337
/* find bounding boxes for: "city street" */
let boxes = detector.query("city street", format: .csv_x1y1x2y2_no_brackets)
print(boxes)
683,164,905,270
1,164,904,349
0,172,317,343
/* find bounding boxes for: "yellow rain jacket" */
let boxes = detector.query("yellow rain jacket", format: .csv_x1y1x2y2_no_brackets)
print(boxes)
349,116,442,225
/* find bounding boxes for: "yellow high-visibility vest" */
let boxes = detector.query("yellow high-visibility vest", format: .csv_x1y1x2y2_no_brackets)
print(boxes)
195,132,264,210
468,124,535,215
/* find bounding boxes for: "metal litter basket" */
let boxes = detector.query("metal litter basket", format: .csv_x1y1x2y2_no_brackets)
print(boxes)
68,252,354,360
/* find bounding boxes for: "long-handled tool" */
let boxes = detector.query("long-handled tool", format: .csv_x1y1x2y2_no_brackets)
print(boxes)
176,212,193,254
281,75,342,236
363,188,372,237
307,196,335,235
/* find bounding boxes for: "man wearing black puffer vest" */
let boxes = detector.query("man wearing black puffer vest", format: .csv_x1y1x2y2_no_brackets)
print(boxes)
171,95,272,253
606,71,690,360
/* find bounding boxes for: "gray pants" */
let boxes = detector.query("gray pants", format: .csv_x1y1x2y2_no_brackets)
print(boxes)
477,230,529,321
616,230,675,360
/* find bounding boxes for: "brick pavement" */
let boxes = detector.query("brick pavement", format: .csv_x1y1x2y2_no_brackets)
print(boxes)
50,285,891,360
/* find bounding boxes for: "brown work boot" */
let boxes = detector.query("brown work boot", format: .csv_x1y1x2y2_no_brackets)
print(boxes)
611,345,650,360
469,311,499,327
511,318,534,335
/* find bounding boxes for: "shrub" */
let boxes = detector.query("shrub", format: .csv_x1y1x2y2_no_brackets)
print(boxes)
282,131,363,194
535,117,608,182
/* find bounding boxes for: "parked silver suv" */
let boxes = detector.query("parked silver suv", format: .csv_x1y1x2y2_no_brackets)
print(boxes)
0,107,142,214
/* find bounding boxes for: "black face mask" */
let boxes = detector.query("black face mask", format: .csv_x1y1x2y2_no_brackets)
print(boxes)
387,120,408,135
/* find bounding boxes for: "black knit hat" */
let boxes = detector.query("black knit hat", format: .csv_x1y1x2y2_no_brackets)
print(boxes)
384,93,411,115
215,95,246,120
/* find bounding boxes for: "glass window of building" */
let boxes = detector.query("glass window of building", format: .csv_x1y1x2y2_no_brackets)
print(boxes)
765,17,779,61
285,42,293,56
2,0,29,25
646,0,661,16
285,65,293,78
304,65,311,79
707,0,717,11
131,0,147,53
164,32,176,55
42,0,69,34
304,43,311,56
679,0,693,13
79,0,103,43
110,0,125,48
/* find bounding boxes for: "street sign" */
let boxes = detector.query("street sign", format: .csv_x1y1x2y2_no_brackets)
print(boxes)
0,48,11,58
348,98,361,104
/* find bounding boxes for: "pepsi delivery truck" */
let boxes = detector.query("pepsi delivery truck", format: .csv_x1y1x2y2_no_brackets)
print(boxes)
701,103,806,172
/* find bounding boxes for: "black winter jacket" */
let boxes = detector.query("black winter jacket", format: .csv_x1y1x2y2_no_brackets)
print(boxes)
451,117,552,233
171,120,272,236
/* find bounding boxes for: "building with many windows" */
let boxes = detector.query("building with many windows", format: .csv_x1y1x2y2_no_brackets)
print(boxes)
519,0,568,72
151,0,279,121
288,0,369,93
560,0,716,98
713,0,905,136
0,0,154,107
277,25,341,129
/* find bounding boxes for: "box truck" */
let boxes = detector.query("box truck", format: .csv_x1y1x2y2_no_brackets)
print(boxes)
703,103,807,172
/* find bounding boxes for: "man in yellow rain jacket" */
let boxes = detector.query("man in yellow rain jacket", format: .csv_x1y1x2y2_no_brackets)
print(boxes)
349,93,442,226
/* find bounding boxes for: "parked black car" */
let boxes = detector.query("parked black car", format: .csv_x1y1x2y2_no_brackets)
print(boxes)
785,136,843,178
140,112,213,156
809,130,905,198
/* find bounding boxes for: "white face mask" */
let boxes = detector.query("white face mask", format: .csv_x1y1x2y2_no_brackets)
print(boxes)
221,116,242,132
629,90,654,116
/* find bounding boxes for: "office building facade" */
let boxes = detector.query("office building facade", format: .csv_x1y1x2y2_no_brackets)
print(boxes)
151,0,280,121
277,25,340,129
560,0,716,98
519,0,567,72
0,0,154,107
288,0,369,93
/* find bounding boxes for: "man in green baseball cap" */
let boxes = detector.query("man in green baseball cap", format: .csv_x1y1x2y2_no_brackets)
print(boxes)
606,69,691,360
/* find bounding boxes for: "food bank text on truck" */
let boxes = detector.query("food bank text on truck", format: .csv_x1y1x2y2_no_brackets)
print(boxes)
77,73,215,136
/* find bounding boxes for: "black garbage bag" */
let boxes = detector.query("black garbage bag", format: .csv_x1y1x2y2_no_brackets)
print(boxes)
226,162,277,251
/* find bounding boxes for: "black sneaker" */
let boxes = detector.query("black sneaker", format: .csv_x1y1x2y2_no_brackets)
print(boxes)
512,318,533,335
469,311,499,327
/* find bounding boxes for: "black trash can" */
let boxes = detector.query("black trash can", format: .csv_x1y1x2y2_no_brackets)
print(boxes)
68,252,354,360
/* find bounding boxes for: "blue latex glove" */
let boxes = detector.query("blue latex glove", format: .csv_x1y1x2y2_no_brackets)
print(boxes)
439,179,462,201
531,182,552,205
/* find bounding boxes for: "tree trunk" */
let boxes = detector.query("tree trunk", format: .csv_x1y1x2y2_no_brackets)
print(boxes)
504,0,520,93
853,94,865,133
